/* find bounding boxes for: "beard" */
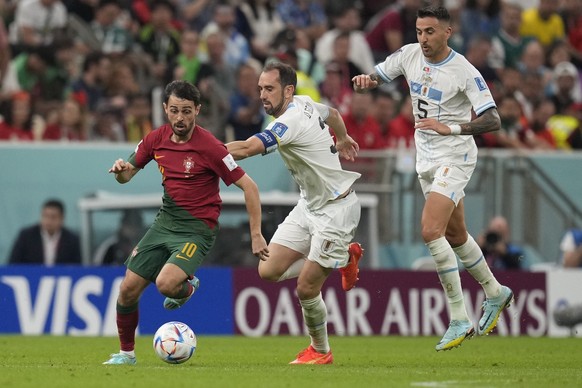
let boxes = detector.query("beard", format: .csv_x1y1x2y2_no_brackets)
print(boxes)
171,121,194,138
264,92,286,117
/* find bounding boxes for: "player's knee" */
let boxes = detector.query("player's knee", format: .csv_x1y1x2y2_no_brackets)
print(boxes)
257,266,280,282
296,281,319,300
421,225,442,243
118,280,140,305
155,276,179,297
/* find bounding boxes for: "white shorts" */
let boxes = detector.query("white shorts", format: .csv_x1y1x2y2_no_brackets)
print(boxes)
270,191,361,269
417,160,476,206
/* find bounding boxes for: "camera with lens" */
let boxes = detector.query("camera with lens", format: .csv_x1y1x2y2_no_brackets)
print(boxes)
485,231,501,245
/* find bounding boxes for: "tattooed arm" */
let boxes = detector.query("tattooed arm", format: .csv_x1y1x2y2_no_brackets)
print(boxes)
352,72,386,93
414,107,501,136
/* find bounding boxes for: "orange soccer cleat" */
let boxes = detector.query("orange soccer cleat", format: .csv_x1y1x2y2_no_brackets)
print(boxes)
340,242,364,291
289,345,333,365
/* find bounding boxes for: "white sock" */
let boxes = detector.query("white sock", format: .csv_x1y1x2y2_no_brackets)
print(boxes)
277,259,305,281
453,234,501,299
120,350,135,358
300,293,330,354
427,237,470,322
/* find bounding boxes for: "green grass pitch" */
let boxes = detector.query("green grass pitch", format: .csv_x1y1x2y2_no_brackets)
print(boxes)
1,335,581,388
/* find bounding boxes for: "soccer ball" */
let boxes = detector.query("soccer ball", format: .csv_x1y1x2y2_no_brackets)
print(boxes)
153,321,197,364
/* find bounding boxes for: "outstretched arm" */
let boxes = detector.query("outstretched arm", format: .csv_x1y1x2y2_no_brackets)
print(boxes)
108,158,140,184
234,173,269,261
415,108,501,136
352,72,386,93
226,136,265,161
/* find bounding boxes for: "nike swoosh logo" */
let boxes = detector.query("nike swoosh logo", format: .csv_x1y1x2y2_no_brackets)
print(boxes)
479,312,493,331
154,154,165,160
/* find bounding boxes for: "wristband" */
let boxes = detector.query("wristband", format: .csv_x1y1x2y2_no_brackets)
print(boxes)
449,124,462,135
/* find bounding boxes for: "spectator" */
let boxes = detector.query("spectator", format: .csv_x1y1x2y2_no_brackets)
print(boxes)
560,0,582,66
365,0,424,62
527,98,558,149
319,61,352,114
177,0,217,32
8,198,81,265
196,32,232,141
464,35,499,86
482,94,528,149
477,215,525,270
202,31,236,95
166,29,213,86
228,62,264,141
489,1,534,74
315,5,375,75
385,94,415,148
271,27,326,86
0,91,39,140
372,89,398,143
548,61,582,115
201,3,250,69
124,93,153,143
104,57,141,104
94,209,147,265
42,95,90,141
274,48,321,102
0,17,11,86
68,51,112,112
341,91,385,150
236,0,285,62
559,228,582,268
136,0,181,84
547,39,575,69
546,99,579,149
516,71,546,122
8,0,68,51
566,102,582,149
519,0,565,50
517,40,553,92
326,32,366,93
1,46,63,102
276,0,328,42
82,0,134,55
459,0,500,53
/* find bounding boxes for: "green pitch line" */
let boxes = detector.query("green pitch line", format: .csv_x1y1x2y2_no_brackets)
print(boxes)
0,335,581,388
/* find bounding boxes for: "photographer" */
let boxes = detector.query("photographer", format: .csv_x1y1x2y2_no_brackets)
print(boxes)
477,216,525,270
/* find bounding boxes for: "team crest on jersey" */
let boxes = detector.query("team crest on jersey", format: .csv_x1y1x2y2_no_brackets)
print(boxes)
271,122,288,138
183,156,195,174
321,239,335,254
474,77,488,91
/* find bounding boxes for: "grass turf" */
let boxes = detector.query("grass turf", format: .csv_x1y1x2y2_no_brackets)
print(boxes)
0,335,580,388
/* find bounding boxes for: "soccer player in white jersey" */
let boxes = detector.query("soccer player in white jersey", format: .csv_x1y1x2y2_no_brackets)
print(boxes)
353,6,514,351
227,61,364,364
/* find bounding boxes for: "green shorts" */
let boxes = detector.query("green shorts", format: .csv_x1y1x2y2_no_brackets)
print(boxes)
125,219,218,283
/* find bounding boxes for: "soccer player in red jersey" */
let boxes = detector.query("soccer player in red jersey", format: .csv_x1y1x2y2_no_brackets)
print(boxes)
103,80,269,365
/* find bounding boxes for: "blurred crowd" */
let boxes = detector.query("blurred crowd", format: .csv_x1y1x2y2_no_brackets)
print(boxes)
0,0,581,150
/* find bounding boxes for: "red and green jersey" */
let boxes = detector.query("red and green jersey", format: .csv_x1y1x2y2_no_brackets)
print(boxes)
128,124,245,229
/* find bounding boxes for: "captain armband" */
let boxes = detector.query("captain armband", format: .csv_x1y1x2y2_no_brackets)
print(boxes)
254,131,278,155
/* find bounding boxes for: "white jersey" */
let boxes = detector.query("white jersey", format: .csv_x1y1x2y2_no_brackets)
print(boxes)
255,95,361,210
375,44,497,166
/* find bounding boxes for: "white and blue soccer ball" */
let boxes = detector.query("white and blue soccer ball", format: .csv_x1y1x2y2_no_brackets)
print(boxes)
153,321,197,364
